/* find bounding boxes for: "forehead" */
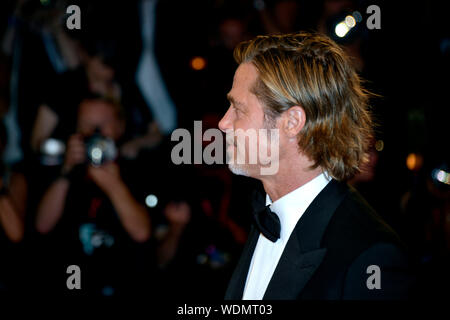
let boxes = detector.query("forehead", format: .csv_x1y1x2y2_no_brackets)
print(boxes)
78,100,115,119
229,63,259,99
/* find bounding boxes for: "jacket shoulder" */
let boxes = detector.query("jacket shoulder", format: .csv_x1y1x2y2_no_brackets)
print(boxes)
322,185,405,253
299,185,412,299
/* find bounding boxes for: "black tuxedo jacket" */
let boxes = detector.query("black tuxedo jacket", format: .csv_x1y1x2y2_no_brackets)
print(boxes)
225,179,415,300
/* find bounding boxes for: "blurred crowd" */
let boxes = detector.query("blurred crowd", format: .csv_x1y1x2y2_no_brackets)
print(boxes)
0,0,448,299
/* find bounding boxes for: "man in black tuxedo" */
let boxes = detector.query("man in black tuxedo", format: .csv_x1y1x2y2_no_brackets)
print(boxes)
218,32,414,300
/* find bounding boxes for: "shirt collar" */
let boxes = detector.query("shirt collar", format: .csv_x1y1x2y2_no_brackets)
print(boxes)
265,172,332,242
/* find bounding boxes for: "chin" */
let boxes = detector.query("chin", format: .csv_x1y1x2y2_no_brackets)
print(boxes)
228,163,250,177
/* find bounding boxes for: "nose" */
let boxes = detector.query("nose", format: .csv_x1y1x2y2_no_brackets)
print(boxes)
218,107,233,133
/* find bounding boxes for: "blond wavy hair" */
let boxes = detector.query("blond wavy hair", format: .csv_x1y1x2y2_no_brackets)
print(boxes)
234,31,374,181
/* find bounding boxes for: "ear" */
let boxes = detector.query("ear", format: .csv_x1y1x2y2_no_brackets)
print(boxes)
281,106,306,138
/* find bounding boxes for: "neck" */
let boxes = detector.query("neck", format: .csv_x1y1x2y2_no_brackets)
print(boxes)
260,155,323,203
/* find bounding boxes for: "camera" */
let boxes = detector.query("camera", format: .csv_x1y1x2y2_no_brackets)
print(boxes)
39,130,117,168
40,138,66,166
85,130,118,166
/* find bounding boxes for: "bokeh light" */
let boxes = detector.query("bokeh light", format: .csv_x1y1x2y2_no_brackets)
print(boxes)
406,153,423,171
375,140,384,152
335,22,350,38
345,15,356,28
190,56,207,71
145,194,158,208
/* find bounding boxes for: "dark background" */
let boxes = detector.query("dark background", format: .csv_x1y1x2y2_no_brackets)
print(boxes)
0,0,448,301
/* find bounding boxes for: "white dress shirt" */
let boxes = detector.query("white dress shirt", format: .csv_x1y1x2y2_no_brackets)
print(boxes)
242,172,331,300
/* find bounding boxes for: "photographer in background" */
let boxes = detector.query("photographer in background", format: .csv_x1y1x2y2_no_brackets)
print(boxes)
31,36,162,161
0,119,27,293
35,97,151,296
0,120,26,244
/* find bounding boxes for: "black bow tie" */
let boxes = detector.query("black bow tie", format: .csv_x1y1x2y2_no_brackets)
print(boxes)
253,205,281,242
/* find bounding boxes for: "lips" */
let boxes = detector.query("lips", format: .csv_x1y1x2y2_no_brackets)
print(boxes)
225,136,237,148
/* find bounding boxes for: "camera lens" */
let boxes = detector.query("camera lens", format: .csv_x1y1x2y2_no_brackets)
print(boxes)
85,134,117,166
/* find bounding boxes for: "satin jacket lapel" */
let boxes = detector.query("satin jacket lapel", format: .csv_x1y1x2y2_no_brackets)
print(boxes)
224,225,259,300
225,188,267,299
263,179,349,300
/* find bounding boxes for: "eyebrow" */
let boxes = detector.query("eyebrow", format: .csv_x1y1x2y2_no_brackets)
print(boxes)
227,94,245,108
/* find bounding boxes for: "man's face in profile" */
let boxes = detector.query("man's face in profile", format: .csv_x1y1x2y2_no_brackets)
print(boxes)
219,63,279,178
